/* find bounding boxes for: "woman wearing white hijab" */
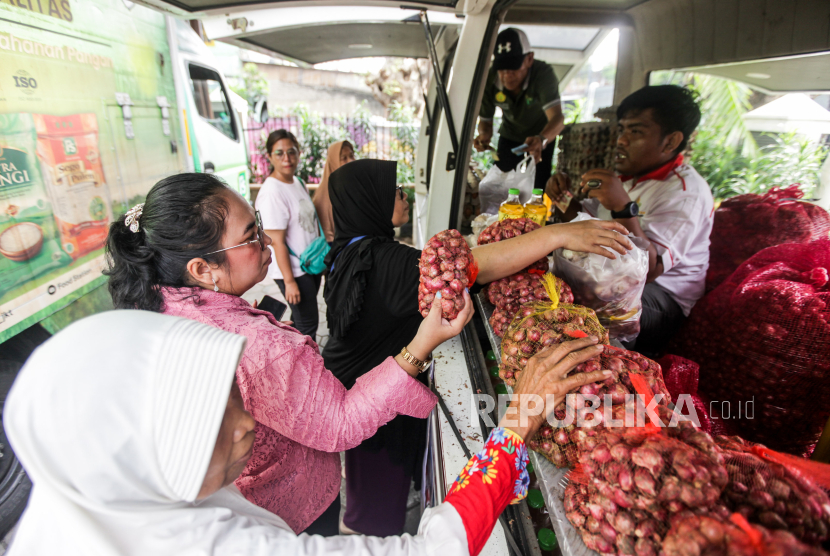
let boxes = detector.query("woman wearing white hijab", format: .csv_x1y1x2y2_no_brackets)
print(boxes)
4,310,609,555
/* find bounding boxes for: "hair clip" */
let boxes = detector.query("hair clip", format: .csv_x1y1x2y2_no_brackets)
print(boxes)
124,203,145,233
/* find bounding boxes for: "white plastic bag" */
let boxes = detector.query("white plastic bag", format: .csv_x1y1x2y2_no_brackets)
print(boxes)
471,213,499,244
478,155,536,214
552,212,649,343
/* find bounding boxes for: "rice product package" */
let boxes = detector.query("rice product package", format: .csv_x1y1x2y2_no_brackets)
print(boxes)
0,114,72,299
33,113,111,259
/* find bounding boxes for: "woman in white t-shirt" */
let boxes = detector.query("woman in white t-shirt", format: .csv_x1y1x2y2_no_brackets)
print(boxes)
256,129,323,338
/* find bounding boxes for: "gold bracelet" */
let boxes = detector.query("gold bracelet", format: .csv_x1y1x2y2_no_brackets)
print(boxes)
400,345,432,373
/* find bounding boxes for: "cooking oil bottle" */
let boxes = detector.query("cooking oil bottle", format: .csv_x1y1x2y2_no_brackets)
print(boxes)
498,188,524,221
524,188,547,226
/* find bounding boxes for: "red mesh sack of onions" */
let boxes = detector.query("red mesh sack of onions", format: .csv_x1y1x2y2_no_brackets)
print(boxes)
486,273,574,337
706,185,830,292
476,218,549,273
418,229,478,320
663,513,829,556
528,347,671,469
713,435,830,545
499,274,609,386
565,405,729,555
673,239,830,456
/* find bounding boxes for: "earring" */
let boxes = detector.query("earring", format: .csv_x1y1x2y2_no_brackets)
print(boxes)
212,276,219,293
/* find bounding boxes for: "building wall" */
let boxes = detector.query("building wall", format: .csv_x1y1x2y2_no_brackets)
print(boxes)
256,63,385,116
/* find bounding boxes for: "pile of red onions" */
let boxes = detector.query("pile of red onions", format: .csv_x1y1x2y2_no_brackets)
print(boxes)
418,229,474,320
566,407,729,555
706,185,830,292
476,218,548,273
673,239,830,456
486,273,573,337
714,436,830,545
528,347,671,468
499,302,608,385
663,515,826,556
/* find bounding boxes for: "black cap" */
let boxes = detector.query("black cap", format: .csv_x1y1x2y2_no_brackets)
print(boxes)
493,28,531,71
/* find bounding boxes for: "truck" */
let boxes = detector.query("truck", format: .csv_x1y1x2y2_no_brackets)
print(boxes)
0,0,249,531
3,0,830,551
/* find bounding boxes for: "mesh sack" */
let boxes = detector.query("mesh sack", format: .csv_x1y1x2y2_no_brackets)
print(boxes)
553,213,650,342
706,185,830,292
663,513,829,556
529,347,671,469
657,354,714,435
713,435,830,545
499,274,609,386
476,218,549,273
565,405,729,555
486,272,574,338
418,229,479,320
673,239,830,456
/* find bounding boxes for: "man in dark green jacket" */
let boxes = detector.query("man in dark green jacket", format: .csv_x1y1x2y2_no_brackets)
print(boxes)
474,27,565,191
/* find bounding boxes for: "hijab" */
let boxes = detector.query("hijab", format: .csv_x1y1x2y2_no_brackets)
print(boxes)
312,140,353,243
4,310,468,555
2,310,265,555
323,159,398,339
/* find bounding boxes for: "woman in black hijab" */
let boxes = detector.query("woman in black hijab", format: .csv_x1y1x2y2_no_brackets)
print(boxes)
322,159,631,536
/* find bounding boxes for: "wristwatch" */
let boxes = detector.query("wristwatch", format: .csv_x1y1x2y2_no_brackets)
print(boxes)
611,201,639,219
400,345,433,373
535,134,547,148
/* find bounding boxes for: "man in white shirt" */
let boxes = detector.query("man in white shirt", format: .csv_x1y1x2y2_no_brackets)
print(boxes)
547,85,714,355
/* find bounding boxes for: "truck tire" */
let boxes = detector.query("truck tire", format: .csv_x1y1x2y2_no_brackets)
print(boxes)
0,362,32,538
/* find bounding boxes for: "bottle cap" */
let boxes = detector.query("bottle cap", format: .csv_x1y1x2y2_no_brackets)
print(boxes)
485,350,497,361
508,188,520,195
537,528,558,552
526,460,535,474
527,488,545,509
532,188,543,195
489,365,500,378
495,383,509,396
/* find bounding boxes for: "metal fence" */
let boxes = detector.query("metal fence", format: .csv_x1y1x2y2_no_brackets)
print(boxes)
246,115,419,185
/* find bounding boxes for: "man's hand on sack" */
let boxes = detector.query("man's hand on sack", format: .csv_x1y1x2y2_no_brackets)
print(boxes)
580,169,631,213
523,135,544,163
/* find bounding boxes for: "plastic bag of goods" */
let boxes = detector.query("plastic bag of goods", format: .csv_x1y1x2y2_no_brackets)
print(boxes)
478,156,535,214
477,217,549,273
553,213,649,342
564,405,729,555
706,185,830,292
498,273,609,386
418,229,479,320
486,272,573,337
528,347,671,469
663,513,828,556
471,213,498,244
712,435,830,546
673,239,830,457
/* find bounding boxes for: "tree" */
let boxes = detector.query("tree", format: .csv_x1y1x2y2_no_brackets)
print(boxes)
230,63,270,108
365,58,429,116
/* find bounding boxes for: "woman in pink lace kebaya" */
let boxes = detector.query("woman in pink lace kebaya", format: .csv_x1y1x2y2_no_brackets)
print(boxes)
104,173,473,536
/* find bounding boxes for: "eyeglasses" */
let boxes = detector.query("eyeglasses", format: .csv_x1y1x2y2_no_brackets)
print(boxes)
270,148,299,159
204,211,267,256
395,185,406,201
